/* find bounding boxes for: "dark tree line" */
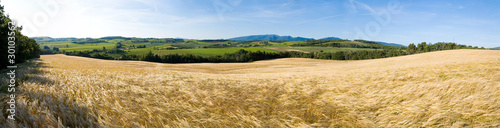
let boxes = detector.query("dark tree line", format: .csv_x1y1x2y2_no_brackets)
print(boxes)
285,49,407,60
62,48,406,63
136,45,146,48
131,39,148,43
170,44,194,49
164,38,184,43
40,46,60,55
407,42,483,54
1,4,40,70
64,50,113,59
199,39,229,42
61,49,290,63
62,48,125,60
72,39,106,44
119,49,290,63
114,49,407,62
202,44,229,48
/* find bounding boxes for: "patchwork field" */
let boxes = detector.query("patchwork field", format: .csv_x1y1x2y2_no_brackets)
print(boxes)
1,49,499,127
129,47,277,56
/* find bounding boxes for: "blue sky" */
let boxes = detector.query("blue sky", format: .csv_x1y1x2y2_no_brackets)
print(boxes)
1,0,499,47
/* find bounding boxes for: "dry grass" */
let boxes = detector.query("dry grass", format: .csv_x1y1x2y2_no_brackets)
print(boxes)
1,49,499,127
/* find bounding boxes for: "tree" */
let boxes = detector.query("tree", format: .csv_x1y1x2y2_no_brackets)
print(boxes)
417,42,427,52
116,42,123,48
142,51,155,61
408,43,416,54
334,51,345,60
424,45,430,52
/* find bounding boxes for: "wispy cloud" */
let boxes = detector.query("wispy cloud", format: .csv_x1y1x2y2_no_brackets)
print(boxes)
247,7,306,18
349,0,377,14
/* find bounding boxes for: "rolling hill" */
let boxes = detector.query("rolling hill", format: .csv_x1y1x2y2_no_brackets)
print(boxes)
1,49,499,127
31,37,78,42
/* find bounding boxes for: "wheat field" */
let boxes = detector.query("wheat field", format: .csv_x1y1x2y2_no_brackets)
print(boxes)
1,49,499,127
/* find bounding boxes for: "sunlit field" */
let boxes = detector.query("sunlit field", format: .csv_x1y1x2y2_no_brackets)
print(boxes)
128,47,277,57
1,49,499,127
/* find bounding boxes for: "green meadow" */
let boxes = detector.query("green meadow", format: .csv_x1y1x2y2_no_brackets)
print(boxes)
35,37,401,59
130,47,277,57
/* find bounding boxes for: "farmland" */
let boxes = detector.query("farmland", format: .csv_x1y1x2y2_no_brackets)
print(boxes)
35,37,391,58
1,49,499,127
129,47,277,57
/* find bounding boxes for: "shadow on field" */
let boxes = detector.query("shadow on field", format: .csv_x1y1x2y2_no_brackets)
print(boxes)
0,59,45,92
0,58,100,127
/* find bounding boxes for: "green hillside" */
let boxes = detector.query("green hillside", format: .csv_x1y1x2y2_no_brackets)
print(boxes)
34,36,413,62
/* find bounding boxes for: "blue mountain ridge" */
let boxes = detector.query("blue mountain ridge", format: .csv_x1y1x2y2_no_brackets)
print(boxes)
228,34,314,41
228,34,405,46
374,41,406,47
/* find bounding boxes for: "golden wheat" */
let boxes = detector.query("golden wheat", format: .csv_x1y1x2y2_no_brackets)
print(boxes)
1,49,499,127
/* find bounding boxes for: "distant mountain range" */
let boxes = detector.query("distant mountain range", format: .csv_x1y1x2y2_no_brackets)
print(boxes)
374,41,406,47
227,34,405,47
319,37,343,40
493,47,500,49
228,34,314,41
